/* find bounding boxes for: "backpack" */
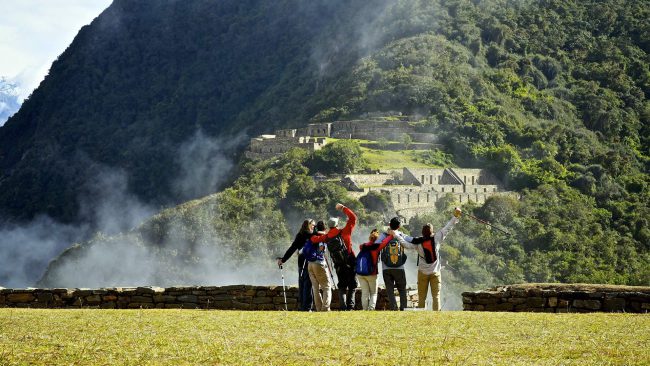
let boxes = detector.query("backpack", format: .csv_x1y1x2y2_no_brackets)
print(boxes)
302,239,324,262
327,235,353,269
355,249,374,276
419,237,437,264
381,236,407,268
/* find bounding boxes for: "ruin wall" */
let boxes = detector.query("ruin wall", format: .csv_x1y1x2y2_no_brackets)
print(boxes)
462,284,650,313
0,286,417,311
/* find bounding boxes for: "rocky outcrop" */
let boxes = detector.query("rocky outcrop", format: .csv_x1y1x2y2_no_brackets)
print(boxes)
462,284,650,313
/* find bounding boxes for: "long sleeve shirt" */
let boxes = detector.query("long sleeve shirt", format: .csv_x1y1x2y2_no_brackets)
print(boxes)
310,206,357,255
392,216,459,275
280,231,312,270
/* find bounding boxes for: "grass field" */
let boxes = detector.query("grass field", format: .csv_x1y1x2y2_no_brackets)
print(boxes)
362,148,432,170
0,309,648,365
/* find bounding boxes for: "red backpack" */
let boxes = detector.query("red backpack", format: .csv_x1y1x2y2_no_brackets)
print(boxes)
419,237,437,264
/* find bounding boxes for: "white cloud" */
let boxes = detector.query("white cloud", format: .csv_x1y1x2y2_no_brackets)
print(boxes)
0,0,112,100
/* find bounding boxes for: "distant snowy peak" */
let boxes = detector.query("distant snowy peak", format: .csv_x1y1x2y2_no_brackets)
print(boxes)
0,78,20,126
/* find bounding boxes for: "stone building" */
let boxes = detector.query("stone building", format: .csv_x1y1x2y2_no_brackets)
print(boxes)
245,118,437,160
346,168,506,223
244,134,327,160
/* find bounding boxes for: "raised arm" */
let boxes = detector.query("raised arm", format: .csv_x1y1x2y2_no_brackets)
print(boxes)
435,208,462,247
280,233,305,263
390,231,420,249
339,204,357,237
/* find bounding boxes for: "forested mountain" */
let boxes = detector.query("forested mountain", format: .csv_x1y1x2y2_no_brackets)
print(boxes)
2,0,648,291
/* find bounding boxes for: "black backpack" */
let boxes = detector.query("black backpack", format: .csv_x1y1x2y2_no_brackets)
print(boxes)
327,235,353,269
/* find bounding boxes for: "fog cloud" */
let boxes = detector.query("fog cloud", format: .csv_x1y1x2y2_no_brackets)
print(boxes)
0,131,245,289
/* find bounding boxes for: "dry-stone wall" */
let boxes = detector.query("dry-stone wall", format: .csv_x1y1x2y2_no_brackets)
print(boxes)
463,284,650,313
0,286,417,310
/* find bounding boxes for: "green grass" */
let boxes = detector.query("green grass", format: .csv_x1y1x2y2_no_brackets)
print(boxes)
362,148,433,170
1,309,648,365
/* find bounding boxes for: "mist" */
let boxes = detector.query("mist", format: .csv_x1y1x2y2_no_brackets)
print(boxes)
0,131,242,289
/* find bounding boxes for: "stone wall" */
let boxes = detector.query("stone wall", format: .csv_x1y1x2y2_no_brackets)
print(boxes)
462,284,650,313
0,286,417,311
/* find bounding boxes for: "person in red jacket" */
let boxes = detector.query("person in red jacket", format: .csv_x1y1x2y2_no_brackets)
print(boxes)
356,229,392,310
311,203,358,310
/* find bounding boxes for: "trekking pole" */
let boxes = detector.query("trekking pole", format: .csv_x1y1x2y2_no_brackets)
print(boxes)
462,212,511,235
276,257,288,311
324,251,338,291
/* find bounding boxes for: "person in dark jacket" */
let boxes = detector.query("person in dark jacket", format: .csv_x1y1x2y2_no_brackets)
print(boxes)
277,219,315,311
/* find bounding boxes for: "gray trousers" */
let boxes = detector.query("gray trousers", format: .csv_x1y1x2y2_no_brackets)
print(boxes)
382,268,407,310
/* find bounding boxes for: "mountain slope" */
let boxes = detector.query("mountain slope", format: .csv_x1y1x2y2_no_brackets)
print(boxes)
2,0,648,290
0,0,387,223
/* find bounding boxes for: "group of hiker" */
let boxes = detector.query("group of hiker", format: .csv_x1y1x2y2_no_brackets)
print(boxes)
277,203,462,311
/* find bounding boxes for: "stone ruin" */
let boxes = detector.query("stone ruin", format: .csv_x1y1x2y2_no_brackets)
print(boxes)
462,283,650,313
245,118,437,160
346,167,510,223
245,117,512,223
0,285,417,311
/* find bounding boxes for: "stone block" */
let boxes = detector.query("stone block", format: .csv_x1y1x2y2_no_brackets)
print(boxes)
191,290,207,295
257,304,276,310
221,285,246,291
165,304,184,309
507,297,527,304
252,297,272,304
181,303,199,309
100,302,116,309
92,289,108,295
540,290,558,297
128,302,155,309
627,301,642,312
153,295,177,303
233,296,253,303
211,300,233,308
74,289,93,297
603,298,626,312
484,302,514,311
588,292,605,299
526,288,543,296
198,296,215,303
37,293,54,303
573,299,601,310
118,288,138,295
558,299,570,308
177,295,198,303
85,295,102,304
206,290,228,295
212,295,234,301
136,287,165,294
0,295,5,304
7,293,35,303
103,295,118,302
526,297,545,307
641,303,650,310
131,296,153,303
547,297,558,307
462,296,473,304
232,301,252,310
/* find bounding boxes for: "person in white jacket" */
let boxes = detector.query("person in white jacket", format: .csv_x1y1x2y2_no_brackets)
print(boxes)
389,207,461,310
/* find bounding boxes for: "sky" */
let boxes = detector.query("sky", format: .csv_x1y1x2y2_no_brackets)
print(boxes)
0,0,112,101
